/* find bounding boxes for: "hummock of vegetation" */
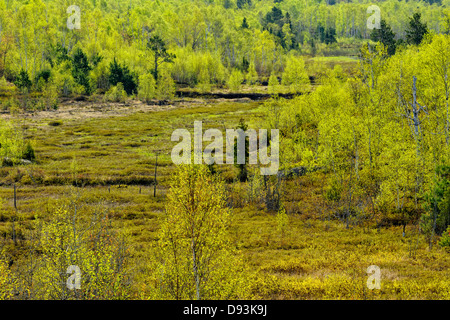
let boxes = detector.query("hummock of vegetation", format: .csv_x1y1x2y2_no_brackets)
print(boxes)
1,0,450,301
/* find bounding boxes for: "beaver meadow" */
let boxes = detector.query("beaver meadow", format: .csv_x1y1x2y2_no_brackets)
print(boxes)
1,0,450,300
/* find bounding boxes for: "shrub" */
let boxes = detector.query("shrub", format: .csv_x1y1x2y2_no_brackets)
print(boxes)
268,72,279,95
28,197,131,299
137,73,156,102
21,141,35,161
104,82,127,102
438,226,450,250
156,69,176,100
0,121,35,164
0,77,17,97
227,69,243,92
108,58,137,95
281,55,310,93
0,256,18,299
14,69,32,92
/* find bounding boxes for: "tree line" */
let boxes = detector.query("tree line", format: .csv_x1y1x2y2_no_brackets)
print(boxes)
0,0,448,103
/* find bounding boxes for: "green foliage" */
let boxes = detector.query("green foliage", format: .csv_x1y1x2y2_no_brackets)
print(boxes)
138,73,156,102
156,69,176,100
0,77,17,97
0,256,17,300
421,165,450,242
268,73,280,95
371,20,397,56
171,49,226,87
21,141,35,162
149,165,251,299
197,67,211,93
29,196,131,299
34,70,51,85
42,83,59,110
237,0,251,9
234,118,249,182
241,17,249,29
147,35,175,82
438,225,450,249
0,120,34,164
246,61,258,86
406,13,428,45
52,61,80,96
281,55,309,93
276,205,289,236
108,58,137,95
104,82,127,102
14,69,31,92
227,69,243,92
71,48,92,94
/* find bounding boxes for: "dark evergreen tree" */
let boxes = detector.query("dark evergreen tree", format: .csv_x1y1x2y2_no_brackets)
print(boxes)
237,0,251,9
264,7,284,27
35,69,51,84
223,0,233,9
241,57,249,72
90,52,103,67
325,27,337,45
241,17,249,29
108,58,137,95
56,44,70,63
283,12,292,29
234,118,249,182
316,25,325,43
405,13,428,46
147,35,175,82
421,165,450,236
370,19,397,55
72,48,92,94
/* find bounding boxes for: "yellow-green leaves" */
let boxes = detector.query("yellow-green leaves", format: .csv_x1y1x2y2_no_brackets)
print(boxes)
149,165,252,300
0,256,17,300
281,55,310,94
30,197,130,300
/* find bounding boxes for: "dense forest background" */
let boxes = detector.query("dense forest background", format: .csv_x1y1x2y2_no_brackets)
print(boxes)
0,0,448,97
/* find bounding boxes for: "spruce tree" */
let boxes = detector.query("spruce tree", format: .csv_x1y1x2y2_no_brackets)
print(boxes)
371,19,397,55
406,13,428,46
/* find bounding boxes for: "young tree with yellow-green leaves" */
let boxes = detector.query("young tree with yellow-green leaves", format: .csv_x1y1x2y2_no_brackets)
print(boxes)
22,195,131,300
147,165,252,300
281,55,310,94
227,69,244,92
0,256,18,300
138,73,156,103
267,32,450,238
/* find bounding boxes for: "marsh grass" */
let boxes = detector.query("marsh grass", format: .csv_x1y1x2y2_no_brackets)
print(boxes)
1,97,450,299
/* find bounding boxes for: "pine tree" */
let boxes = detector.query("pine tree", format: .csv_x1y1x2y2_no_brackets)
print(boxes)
406,13,428,46
371,19,397,55
71,48,92,94
237,0,251,9
234,119,249,182
147,35,176,82
14,69,32,91
108,58,137,95
241,17,249,29
150,165,251,299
